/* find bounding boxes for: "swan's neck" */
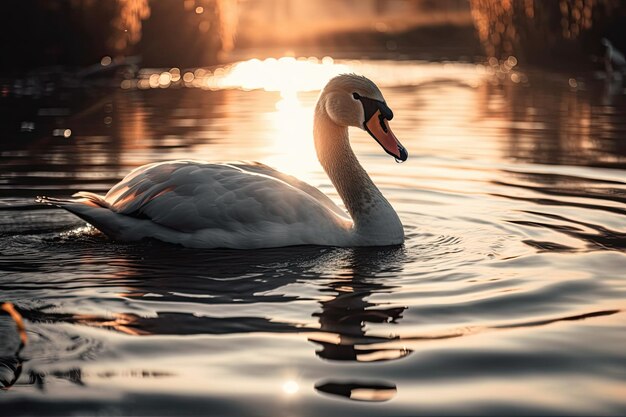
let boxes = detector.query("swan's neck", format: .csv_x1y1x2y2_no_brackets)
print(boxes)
313,103,403,243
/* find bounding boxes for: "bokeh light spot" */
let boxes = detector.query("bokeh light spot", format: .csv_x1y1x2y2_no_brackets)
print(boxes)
282,380,299,395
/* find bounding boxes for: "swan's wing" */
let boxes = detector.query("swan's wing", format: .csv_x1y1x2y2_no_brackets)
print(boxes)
229,161,348,219
100,160,346,233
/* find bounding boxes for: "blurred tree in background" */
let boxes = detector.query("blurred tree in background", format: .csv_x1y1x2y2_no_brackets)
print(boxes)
0,0,234,74
470,0,626,66
139,0,237,66
1,0,623,74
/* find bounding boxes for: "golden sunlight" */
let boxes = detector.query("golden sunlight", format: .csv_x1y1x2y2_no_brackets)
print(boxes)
215,56,350,92
196,56,488,93
202,57,352,182
263,91,318,182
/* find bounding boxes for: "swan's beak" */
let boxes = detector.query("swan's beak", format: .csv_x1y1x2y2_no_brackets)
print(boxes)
365,110,408,161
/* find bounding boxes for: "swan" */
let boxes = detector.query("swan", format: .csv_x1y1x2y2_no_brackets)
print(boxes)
602,37,626,75
39,74,408,249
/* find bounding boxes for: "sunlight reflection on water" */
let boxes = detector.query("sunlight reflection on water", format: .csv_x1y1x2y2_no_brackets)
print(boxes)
131,56,494,93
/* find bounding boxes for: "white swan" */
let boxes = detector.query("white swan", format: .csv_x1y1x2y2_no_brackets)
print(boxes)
40,74,408,249
602,38,626,75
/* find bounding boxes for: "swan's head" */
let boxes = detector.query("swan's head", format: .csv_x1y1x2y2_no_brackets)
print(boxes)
321,74,408,162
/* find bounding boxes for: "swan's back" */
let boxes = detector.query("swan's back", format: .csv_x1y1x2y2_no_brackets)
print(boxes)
67,160,351,248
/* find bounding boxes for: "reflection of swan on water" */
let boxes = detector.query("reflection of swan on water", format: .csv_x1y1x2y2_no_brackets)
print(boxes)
39,74,408,249
3,246,408,393
6,246,409,353
308,247,410,363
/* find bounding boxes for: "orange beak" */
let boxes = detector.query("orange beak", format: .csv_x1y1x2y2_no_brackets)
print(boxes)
365,110,408,161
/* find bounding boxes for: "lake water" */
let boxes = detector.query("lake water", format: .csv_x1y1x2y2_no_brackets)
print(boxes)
1,58,625,416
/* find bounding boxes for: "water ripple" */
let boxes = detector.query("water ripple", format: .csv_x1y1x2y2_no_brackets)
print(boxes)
1,61,626,415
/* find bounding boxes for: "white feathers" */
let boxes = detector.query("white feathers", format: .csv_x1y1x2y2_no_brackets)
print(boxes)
62,160,351,248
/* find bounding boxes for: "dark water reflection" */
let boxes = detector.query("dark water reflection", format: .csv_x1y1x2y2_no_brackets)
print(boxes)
1,59,626,415
492,79,626,169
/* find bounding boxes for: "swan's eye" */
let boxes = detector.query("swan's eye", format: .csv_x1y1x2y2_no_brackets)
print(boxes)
352,92,360,100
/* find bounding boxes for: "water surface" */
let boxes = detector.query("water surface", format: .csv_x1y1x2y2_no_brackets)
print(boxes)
1,58,626,416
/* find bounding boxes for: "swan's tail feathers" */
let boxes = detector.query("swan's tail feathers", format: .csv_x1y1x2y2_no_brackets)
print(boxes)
73,191,111,208
36,195,76,206
36,192,110,209
36,194,121,238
